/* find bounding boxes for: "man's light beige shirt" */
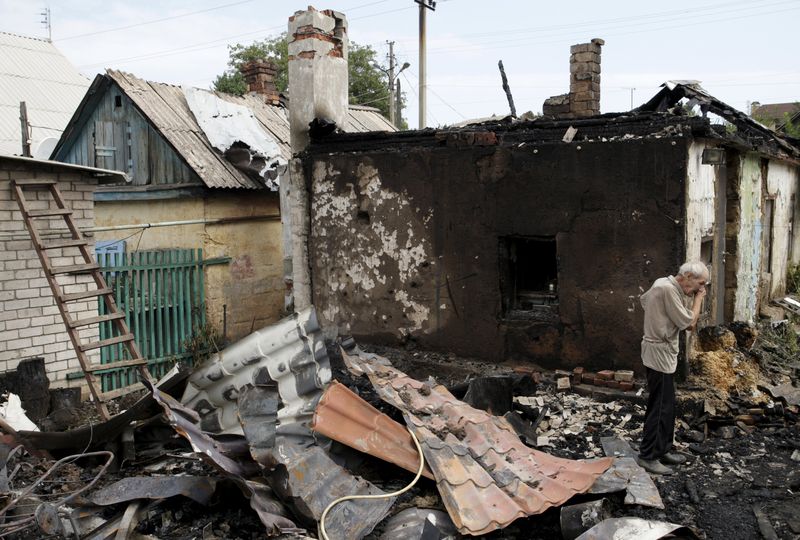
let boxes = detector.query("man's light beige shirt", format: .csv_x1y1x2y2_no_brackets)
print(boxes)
640,276,694,374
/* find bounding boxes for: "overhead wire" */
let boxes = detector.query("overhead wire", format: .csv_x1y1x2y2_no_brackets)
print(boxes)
76,2,412,69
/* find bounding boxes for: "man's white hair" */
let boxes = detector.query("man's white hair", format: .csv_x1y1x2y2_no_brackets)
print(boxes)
679,261,709,278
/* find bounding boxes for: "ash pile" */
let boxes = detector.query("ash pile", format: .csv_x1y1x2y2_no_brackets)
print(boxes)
0,309,797,540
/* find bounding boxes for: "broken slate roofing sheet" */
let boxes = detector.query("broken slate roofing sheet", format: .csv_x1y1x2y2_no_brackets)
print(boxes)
180,307,331,436
101,70,395,190
342,348,613,536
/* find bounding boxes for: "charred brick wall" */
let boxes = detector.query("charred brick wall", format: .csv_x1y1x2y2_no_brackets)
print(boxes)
305,131,689,371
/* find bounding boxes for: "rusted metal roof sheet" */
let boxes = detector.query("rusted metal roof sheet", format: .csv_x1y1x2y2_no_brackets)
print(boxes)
239,387,395,540
312,381,435,480
342,346,613,536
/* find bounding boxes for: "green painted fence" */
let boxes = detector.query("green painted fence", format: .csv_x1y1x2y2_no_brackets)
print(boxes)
95,248,213,392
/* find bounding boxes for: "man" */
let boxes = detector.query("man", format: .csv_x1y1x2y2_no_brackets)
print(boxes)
638,261,708,475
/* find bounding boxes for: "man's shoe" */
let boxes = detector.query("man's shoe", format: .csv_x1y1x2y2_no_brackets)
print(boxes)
637,457,674,475
660,452,687,465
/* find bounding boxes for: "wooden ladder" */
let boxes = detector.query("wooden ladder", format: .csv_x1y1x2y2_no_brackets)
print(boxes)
11,179,153,420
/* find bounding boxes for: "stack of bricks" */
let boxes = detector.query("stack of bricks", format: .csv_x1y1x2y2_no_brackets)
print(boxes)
568,38,604,118
574,367,636,391
240,59,281,106
0,167,99,394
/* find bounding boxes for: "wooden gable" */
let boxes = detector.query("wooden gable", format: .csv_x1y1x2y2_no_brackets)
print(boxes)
56,79,200,187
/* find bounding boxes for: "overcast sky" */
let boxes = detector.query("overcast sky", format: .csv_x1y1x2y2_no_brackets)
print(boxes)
2,0,798,129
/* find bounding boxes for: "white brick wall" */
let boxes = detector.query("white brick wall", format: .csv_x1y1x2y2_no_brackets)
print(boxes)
0,165,100,392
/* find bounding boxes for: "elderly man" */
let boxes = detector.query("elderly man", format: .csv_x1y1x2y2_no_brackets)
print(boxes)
637,261,708,475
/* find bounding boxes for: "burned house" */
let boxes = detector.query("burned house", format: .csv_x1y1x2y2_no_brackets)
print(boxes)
293,42,800,372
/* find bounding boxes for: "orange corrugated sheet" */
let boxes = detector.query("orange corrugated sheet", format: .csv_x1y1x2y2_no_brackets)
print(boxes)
342,347,614,536
312,381,434,480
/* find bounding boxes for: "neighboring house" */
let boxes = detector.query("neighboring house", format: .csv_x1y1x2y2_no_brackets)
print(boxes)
0,32,90,157
751,101,800,132
297,48,800,373
51,66,395,369
0,155,126,393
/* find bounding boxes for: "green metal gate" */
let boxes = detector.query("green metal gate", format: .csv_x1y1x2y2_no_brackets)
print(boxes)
95,248,211,392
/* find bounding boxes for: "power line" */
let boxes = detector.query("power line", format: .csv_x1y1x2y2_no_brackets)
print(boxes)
76,3,414,70
422,0,800,54
58,0,258,41
401,71,440,126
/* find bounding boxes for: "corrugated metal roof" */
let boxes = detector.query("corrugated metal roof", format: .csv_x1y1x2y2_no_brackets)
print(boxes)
178,308,394,539
341,346,614,537
0,32,90,156
97,70,395,190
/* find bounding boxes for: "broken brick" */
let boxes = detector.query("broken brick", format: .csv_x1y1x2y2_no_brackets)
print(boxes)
614,370,634,382
596,370,614,381
619,381,634,391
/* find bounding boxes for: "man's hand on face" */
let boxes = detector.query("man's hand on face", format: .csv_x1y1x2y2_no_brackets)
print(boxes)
695,285,707,299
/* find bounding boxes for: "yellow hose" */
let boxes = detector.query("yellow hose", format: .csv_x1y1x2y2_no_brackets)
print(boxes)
319,427,426,540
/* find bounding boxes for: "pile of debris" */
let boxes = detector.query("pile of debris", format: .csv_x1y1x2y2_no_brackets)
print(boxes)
0,310,797,539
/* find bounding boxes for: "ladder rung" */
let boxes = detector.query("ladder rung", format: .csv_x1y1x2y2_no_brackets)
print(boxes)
50,263,99,275
40,239,88,250
85,358,147,373
61,287,113,302
13,179,57,186
27,208,72,218
68,312,125,328
80,334,135,352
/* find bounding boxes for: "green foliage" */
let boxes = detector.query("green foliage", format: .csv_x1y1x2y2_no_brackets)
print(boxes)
781,111,800,138
212,34,403,121
787,263,800,294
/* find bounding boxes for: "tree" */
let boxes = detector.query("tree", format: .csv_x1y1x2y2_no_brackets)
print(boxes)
213,33,403,122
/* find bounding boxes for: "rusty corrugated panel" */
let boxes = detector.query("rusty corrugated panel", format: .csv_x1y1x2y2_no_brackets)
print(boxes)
312,381,434,480
240,387,395,540
342,346,614,536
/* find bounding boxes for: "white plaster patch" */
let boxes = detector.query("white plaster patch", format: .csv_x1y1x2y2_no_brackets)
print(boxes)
311,162,433,333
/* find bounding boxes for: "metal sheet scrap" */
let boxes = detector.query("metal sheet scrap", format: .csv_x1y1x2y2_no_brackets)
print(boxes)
238,384,395,540
181,306,331,435
341,346,613,536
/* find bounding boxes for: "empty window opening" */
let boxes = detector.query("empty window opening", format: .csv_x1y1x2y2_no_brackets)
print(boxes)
499,236,558,315
114,95,122,108
700,237,713,267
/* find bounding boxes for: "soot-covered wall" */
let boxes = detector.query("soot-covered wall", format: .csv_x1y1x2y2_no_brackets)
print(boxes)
306,132,689,370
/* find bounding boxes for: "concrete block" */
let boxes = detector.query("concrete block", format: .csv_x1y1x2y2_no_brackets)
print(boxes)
614,370,634,382
557,377,571,392
570,43,601,55
571,51,600,63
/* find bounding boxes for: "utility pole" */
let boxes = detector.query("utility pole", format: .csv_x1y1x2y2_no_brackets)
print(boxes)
19,102,31,157
415,0,435,129
395,78,402,127
387,41,396,125
40,7,51,42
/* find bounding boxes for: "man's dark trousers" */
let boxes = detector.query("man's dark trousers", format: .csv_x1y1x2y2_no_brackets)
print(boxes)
639,367,675,460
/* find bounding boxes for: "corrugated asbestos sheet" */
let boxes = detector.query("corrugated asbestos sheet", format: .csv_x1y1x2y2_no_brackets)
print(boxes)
342,346,614,536
0,32,90,156
104,70,395,189
107,70,262,190
179,308,394,539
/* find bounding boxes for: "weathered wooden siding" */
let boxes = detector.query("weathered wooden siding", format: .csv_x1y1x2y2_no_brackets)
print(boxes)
61,87,199,186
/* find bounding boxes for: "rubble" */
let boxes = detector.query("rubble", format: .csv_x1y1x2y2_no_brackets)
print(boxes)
0,314,796,539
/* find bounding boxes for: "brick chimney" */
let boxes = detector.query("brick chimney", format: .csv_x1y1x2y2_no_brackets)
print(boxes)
543,38,604,119
240,59,281,105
